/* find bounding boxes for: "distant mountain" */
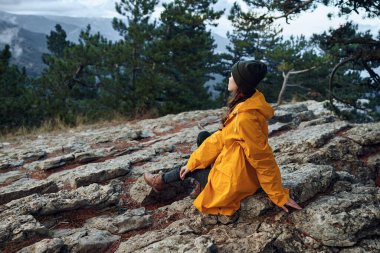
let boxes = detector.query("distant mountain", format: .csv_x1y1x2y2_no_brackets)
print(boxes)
0,11,229,76
0,20,47,76
0,11,120,43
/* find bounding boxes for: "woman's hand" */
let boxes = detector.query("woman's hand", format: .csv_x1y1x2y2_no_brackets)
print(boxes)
281,197,302,213
180,166,190,180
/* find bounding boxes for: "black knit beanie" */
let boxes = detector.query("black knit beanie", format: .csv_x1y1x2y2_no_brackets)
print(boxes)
231,60,268,95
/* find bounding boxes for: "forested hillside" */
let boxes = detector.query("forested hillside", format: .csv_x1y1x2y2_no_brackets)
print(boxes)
0,0,379,134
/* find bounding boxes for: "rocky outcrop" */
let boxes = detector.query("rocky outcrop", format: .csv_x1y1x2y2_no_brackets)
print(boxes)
84,207,152,234
0,214,48,245
52,228,120,253
292,185,380,247
2,181,123,217
0,179,58,205
115,219,217,253
17,238,66,253
0,100,379,253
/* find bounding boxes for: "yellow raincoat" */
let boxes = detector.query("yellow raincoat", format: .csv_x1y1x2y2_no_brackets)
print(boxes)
186,89,290,215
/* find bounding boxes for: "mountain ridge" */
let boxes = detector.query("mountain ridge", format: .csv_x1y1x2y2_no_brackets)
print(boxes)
0,11,229,76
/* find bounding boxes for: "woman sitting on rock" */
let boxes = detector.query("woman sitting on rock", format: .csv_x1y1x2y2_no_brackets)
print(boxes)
144,60,302,223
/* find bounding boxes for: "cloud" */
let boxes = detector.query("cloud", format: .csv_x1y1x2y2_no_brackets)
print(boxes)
1,0,379,39
0,27,19,44
0,0,118,18
0,27,23,58
12,43,23,58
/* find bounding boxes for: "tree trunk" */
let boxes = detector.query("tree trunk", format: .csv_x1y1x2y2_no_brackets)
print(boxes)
277,71,289,105
277,67,315,105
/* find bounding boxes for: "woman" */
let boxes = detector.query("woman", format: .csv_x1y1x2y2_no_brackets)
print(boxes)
144,60,302,222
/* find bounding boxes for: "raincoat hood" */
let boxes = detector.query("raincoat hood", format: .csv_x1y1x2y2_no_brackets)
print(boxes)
230,89,274,121
223,90,274,132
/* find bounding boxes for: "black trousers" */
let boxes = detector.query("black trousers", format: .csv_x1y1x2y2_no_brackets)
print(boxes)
162,131,213,188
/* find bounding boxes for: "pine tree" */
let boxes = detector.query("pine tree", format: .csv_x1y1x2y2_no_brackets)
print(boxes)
215,0,282,105
154,0,223,113
0,45,39,131
42,24,72,68
111,0,160,116
39,25,113,124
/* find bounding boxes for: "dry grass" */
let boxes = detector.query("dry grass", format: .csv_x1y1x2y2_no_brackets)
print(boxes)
0,109,159,142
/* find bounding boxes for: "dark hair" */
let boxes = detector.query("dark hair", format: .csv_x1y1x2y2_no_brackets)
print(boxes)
220,88,255,127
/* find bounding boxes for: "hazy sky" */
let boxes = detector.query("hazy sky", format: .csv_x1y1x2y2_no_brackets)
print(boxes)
0,0,379,38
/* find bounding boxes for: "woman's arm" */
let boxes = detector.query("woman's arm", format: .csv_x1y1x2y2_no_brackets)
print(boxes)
186,130,224,172
237,114,290,207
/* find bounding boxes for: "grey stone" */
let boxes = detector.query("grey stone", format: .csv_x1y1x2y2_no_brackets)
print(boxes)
53,228,120,253
218,230,279,253
73,151,102,163
344,122,380,145
268,122,292,135
0,170,24,184
299,115,336,128
1,159,25,168
3,181,123,216
116,219,216,253
281,163,337,203
239,192,273,221
157,197,194,216
49,158,130,188
273,104,309,123
85,207,152,233
73,147,116,163
0,215,48,245
26,154,75,170
301,100,332,117
154,125,174,133
367,152,380,169
18,150,46,163
339,238,380,253
0,179,58,205
206,222,260,244
291,186,380,247
0,161,10,170
17,238,65,253
271,121,351,153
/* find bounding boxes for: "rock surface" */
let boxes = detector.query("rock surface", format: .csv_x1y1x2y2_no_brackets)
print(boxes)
84,207,152,233
53,228,120,253
0,100,379,253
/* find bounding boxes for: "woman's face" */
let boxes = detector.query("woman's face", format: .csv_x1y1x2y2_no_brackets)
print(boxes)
228,73,238,92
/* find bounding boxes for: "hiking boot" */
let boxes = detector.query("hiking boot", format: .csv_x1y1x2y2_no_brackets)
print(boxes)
143,172,165,193
218,210,240,225
190,179,202,199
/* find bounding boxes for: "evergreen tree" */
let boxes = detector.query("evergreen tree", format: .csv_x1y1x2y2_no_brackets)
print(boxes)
0,45,40,131
215,0,282,105
42,24,72,66
39,25,113,124
311,23,380,121
111,0,160,116
47,24,71,58
154,0,223,113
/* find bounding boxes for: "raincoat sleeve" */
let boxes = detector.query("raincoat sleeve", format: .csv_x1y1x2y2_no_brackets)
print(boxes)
186,130,224,172
238,115,290,207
